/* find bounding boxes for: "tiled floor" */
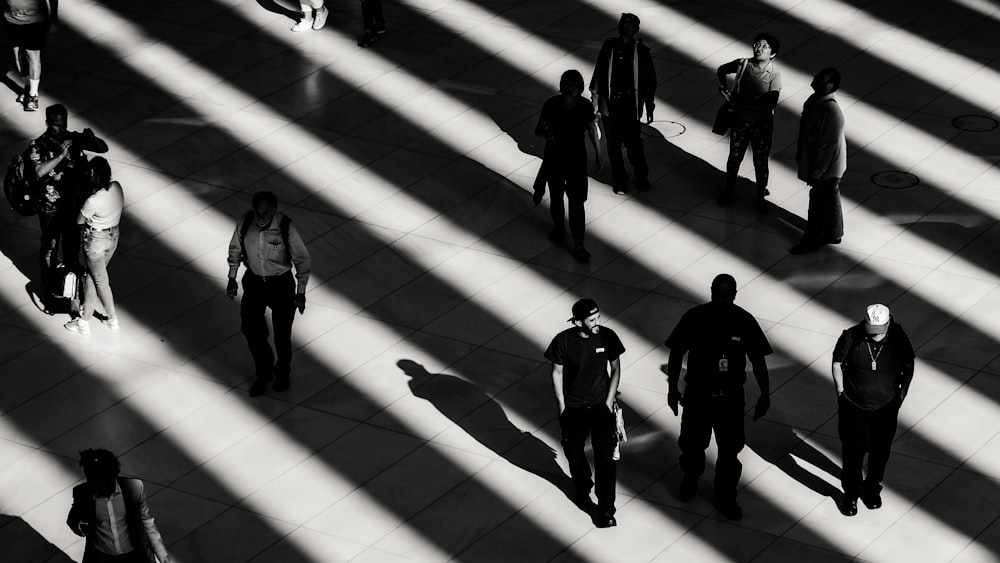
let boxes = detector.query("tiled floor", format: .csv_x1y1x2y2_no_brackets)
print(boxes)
1,0,1000,561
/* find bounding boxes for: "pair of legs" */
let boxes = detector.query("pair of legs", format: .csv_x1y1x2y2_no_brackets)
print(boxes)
547,173,589,258
6,21,47,110
721,118,774,210
559,404,617,518
79,226,119,322
38,211,78,301
797,177,844,247
604,97,649,192
358,0,386,47
291,0,328,31
240,271,297,385
677,391,746,504
838,396,900,502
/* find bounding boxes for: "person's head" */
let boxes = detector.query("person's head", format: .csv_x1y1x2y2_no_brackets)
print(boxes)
251,191,278,228
88,157,112,191
752,32,780,61
559,69,585,97
45,104,68,137
864,303,890,342
618,13,640,39
79,449,120,490
710,273,738,303
811,67,841,95
569,298,601,336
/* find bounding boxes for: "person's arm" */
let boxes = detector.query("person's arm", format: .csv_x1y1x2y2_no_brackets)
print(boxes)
46,0,58,31
750,355,770,421
226,222,242,299
587,117,604,170
287,223,311,313
66,487,88,537
665,346,685,415
535,115,553,141
639,43,656,123
716,59,742,90
32,140,71,178
899,361,914,401
134,481,170,563
832,361,845,396
606,357,621,411
551,363,566,414
74,128,108,154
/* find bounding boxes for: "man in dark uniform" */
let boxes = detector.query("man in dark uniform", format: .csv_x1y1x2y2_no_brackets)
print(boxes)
664,274,772,520
833,303,914,516
227,191,311,397
589,12,656,194
545,298,625,528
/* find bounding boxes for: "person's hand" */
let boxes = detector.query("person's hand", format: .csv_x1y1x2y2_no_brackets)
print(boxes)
59,140,72,155
294,293,306,313
226,278,238,300
667,389,681,416
74,521,90,537
753,395,770,421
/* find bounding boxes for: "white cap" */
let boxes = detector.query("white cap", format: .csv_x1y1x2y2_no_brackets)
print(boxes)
865,304,890,334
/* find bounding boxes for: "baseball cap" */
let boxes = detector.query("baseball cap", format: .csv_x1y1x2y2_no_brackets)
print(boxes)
569,298,600,322
864,304,890,335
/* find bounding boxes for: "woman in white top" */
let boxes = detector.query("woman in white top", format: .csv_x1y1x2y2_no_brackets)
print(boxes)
64,157,123,334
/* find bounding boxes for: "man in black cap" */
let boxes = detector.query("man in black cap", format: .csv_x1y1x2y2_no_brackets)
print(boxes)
833,303,914,516
664,274,772,520
545,298,625,528
590,12,656,194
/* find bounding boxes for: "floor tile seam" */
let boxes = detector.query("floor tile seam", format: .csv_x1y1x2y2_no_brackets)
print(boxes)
0,341,87,414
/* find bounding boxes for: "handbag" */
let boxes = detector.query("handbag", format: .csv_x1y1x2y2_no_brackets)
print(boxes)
612,402,627,461
711,59,748,136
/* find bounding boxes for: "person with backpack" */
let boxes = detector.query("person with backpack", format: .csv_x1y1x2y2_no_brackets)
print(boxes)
226,191,311,397
29,103,107,311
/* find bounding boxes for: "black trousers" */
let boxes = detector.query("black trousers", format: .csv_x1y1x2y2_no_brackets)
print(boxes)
38,211,79,294
361,0,384,29
548,171,588,247
802,177,844,244
678,390,746,502
605,97,648,189
838,395,900,499
240,271,296,381
559,403,617,515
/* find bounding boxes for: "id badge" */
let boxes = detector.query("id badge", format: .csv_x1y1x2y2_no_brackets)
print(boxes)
719,358,729,372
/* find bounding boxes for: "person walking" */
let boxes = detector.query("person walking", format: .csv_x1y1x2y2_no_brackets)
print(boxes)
4,0,57,111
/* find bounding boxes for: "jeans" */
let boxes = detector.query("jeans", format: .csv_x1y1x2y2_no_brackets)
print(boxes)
838,395,900,499
559,403,617,515
240,270,296,380
81,225,120,321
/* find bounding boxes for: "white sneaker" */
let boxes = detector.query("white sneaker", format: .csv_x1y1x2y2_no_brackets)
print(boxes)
312,6,329,30
64,318,91,335
101,317,120,331
291,16,313,32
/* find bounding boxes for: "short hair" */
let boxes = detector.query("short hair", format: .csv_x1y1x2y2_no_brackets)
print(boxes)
79,449,120,480
819,67,841,92
559,70,585,94
620,13,640,29
754,32,781,56
252,191,278,208
711,273,737,300
89,157,112,189
46,104,68,121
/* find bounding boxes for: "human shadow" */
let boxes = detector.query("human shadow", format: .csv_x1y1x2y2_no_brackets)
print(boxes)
747,420,843,506
398,359,591,515
255,0,300,20
0,514,75,562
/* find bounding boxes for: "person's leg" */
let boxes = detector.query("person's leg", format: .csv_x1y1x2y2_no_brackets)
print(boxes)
548,176,567,239
589,404,618,520
678,394,713,483
559,406,594,495
749,119,774,212
823,177,844,242
837,396,868,501
268,274,297,389
37,213,59,299
565,176,588,255
712,394,746,507
292,0,324,31
240,274,275,385
720,120,752,203
604,111,628,192
87,228,119,323
863,401,900,503
622,115,650,189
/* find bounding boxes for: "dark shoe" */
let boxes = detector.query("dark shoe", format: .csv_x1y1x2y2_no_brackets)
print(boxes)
715,499,742,520
572,246,591,263
678,475,698,501
373,22,386,35
842,497,858,516
861,492,882,510
249,378,270,397
548,228,565,242
826,237,842,245
789,242,819,255
612,184,627,195
24,95,38,112
595,513,617,528
755,197,769,215
716,189,734,206
273,375,290,392
358,30,376,47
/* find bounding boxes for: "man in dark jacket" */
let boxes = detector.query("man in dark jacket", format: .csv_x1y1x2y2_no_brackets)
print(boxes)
590,12,656,194
67,449,170,563
833,304,914,516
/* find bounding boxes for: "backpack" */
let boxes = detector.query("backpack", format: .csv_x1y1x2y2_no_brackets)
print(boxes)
239,210,292,264
3,149,40,216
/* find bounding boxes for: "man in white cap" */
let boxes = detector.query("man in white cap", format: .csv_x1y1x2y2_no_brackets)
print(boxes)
545,298,625,528
832,303,914,516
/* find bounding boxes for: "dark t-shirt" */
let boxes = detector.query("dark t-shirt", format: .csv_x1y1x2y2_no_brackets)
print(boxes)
664,301,772,392
545,326,626,408
538,95,594,177
609,40,635,96
833,321,914,410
